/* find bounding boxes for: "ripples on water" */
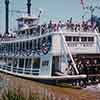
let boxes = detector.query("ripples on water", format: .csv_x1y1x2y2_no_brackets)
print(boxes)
84,84,100,92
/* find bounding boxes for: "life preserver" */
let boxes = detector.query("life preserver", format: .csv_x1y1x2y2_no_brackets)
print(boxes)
42,46,49,54
42,40,51,55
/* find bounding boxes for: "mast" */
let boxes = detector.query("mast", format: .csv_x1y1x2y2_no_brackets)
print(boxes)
5,0,9,35
27,0,31,16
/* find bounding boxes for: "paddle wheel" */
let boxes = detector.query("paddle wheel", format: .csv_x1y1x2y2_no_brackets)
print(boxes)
73,54,100,84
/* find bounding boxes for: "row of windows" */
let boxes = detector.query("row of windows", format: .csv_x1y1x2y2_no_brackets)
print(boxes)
0,56,50,75
2,57,40,69
68,43,93,47
65,36,94,42
0,35,52,54
18,27,40,36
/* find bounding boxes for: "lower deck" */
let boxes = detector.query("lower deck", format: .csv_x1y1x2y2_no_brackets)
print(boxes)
0,53,100,78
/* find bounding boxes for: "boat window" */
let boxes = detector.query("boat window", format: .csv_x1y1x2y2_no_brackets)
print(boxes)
21,42,24,51
3,44,6,51
11,43,13,52
48,35,52,42
4,57,7,63
12,43,14,52
22,42,24,50
21,42,23,50
65,36,72,41
30,29,33,35
42,60,49,66
19,42,21,51
8,58,12,66
0,56,3,61
2,44,5,52
42,37,46,42
1,44,4,52
16,42,19,51
32,58,40,69
33,39,37,50
34,39,36,47
25,58,32,68
13,43,15,53
17,32,20,35
73,36,79,41
88,37,94,42
29,40,32,50
0,45,1,53
27,29,31,35
28,41,30,50
19,58,24,68
39,38,42,48
21,30,25,35
13,58,17,67
26,41,29,50
7,44,9,52
31,40,34,49
0,45,2,53
0,57,3,61
6,44,8,52
8,43,11,52
38,39,41,50
2,44,4,51
5,44,8,52
32,27,37,34
36,39,38,49
23,42,25,50
7,43,9,52
81,37,87,42
26,29,28,35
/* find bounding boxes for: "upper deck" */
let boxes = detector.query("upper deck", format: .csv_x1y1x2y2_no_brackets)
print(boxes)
0,19,100,43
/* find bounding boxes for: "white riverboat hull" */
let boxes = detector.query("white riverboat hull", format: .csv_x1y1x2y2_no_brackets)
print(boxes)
0,68,86,80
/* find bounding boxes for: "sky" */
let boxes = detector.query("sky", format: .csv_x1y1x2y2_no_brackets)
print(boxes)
0,0,100,33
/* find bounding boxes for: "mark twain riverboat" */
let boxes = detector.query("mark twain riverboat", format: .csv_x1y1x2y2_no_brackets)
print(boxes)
1,0,100,87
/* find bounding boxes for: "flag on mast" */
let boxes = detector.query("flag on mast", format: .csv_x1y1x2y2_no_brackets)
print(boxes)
80,0,85,9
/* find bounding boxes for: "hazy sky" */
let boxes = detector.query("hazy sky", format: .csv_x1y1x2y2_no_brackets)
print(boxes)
0,0,100,33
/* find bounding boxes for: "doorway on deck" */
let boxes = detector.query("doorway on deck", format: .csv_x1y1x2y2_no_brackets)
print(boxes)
51,56,60,76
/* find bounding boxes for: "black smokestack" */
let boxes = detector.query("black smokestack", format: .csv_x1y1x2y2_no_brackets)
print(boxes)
27,0,31,16
5,0,9,35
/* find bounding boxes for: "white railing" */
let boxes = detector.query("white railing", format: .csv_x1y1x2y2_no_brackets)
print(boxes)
95,30,100,52
60,31,79,74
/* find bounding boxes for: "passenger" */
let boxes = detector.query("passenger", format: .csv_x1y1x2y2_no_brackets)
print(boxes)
77,24,80,31
57,20,62,31
70,23,74,31
53,23,57,32
92,22,97,32
75,24,78,32
41,23,47,34
69,17,72,24
82,21,88,32
66,20,70,30
48,20,53,32
36,25,40,33
81,21,85,31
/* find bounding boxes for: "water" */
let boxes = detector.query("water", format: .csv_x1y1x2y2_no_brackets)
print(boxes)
0,73,100,100
84,83,100,92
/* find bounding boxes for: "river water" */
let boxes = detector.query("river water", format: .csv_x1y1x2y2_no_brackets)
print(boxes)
0,73,100,100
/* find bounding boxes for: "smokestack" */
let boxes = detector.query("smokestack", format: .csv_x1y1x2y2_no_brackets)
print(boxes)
27,0,31,16
5,0,9,35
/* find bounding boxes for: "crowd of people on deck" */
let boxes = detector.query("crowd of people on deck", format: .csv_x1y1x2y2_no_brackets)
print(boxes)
0,17,100,41
40,17,99,34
